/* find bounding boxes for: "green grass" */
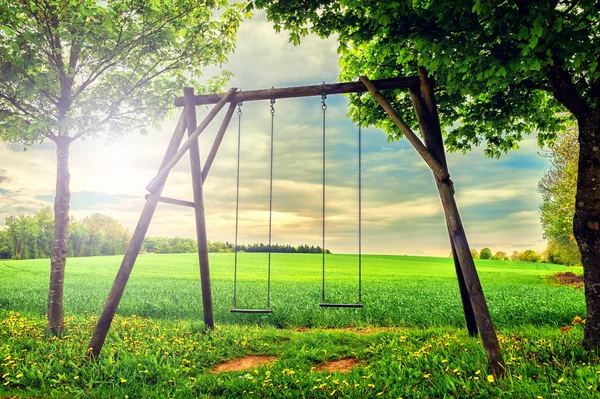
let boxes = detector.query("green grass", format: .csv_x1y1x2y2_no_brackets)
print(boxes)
0,253,591,398
0,253,585,328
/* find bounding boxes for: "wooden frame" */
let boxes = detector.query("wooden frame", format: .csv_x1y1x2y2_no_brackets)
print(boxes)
87,74,505,376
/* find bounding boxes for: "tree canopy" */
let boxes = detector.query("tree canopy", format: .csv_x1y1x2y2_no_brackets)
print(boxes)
252,0,598,156
0,0,244,145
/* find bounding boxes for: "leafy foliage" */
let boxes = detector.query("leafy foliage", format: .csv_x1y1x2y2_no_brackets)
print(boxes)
250,0,599,157
539,127,581,266
0,0,245,144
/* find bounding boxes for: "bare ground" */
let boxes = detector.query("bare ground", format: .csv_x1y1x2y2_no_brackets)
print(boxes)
211,355,277,373
315,358,360,373
552,271,584,289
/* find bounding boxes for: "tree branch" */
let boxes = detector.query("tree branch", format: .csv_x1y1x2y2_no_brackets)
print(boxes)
547,65,590,120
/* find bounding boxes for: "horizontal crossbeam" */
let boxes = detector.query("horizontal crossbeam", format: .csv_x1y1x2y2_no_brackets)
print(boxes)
174,76,421,106
144,194,195,208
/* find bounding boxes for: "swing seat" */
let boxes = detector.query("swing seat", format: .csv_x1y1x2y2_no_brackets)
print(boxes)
230,308,273,314
320,303,363,308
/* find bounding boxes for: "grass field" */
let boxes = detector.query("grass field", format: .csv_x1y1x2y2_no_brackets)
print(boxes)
0,253,586,328
0,253,594,398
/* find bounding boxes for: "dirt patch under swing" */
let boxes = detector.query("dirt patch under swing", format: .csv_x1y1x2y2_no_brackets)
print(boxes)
315,358,360,373
211,355,277,373
552,272,584,288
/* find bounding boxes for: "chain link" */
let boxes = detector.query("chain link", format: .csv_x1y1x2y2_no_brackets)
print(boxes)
321,93,327,303
357,92,362,304
233,101,243,308
267,98,275,309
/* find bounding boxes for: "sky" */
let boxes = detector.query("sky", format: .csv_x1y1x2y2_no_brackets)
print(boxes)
0,11,550,257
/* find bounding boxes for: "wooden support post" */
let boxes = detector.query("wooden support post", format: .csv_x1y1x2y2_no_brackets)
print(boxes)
146,88,237,193
359,76,450,182
415,68,478,337
409,71,505,377
202,101,237,183
86,113,188,360
184,87,215,329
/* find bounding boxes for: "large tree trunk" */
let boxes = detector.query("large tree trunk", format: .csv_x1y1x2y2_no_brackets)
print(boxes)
574,110,600,348
47,136,72,336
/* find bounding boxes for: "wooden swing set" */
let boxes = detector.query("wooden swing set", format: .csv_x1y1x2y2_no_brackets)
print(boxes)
85,67,505,376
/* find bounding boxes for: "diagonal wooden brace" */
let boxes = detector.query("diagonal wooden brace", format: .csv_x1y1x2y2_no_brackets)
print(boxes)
359,76,450,182
146,88,237,193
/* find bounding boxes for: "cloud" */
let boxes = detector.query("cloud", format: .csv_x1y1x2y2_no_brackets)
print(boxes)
0,11,552,256
36,191,137,211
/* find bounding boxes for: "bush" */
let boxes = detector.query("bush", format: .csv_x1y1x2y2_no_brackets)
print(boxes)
518,249,541,263
480,247,492,259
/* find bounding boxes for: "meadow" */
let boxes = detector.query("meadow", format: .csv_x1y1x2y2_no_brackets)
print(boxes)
0,253,595,398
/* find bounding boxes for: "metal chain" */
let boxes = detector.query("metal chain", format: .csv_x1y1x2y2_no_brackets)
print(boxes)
233,101,243,308
267,98,275,309
321,93,327,303
357,93,362,304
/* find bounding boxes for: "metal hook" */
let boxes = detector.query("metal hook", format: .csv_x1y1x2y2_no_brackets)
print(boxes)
321,93,327,111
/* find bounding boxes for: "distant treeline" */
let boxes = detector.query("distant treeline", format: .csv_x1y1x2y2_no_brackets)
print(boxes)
0,208,130,260
0,208,330,259
142,238,331,254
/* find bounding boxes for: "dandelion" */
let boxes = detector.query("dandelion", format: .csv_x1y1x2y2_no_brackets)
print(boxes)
16,374,22,379
368,383,375,388
423,374,431,379
487,375,494,383
121,378,127,383
558,378,564,383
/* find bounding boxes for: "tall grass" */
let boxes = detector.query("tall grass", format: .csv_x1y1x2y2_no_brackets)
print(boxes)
0,253,584,328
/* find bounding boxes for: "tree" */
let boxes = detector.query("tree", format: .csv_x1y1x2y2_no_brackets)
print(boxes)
518,249,541,263
252,0,600,347
0,230,12,259
539,127,581,266
5,214,39,259
480,248,492,260
35,207,54,258
0,0,243,335
470,248,480,259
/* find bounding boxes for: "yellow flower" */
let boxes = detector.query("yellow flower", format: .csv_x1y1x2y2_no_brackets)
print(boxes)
121,378,127,383
573,316,582,325
475,370,481,375
368,383,375,388
558,378,564,383
423,374,431,379
487,375,494,383
16,374,23,379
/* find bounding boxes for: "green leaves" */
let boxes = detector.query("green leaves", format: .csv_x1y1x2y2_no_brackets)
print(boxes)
251,0,599,157
0,0,245,145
